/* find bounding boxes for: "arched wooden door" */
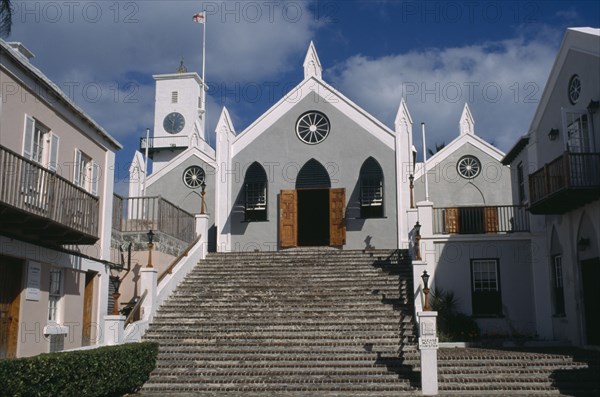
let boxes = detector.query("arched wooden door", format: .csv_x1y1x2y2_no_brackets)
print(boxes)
279,188,345,248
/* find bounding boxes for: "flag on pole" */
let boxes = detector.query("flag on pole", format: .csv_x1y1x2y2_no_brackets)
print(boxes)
192,12,205,23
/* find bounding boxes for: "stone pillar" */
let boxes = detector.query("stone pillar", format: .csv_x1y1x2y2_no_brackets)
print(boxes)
103,315,125,345
417,311,439,396
140,267,158,322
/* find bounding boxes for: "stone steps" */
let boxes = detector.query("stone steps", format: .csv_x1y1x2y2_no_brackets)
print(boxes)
141,249,416,394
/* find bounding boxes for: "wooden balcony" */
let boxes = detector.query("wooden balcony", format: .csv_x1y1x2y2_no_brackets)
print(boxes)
0,145,99,245
112,195,195,243
529,151,600,214
433,206,530,235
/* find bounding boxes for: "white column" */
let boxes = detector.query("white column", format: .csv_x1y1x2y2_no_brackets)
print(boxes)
195,213,209,238
103,315,125,345
417,311,439,396
196,214,209,260
140,267,158,322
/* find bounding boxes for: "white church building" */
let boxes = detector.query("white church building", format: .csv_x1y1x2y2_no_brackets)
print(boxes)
125,29,599,345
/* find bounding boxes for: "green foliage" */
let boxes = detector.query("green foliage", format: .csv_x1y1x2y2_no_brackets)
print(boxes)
0,342,158,397
431,287,480,342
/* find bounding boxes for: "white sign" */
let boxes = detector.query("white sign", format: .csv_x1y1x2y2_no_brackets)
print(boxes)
25,261,42,301
419,336,439,350
421,321,437,336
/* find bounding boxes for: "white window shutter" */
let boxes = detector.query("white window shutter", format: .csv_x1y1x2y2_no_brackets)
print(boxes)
91,160,99,196
48,133,60,172
73,149,82,187
23,115,35,160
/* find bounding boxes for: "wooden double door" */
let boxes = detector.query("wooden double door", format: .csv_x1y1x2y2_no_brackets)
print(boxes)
280,188,346,248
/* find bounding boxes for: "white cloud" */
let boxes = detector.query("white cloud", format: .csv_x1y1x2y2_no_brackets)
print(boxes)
8,0,320,139
326,30,560,153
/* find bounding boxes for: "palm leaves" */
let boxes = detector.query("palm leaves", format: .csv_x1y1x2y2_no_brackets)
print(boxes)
0,0,12,38
427,142,446,157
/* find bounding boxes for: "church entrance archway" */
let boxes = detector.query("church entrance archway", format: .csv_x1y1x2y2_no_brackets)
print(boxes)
297,189,330,246
279,160,346,248
295,159,331,247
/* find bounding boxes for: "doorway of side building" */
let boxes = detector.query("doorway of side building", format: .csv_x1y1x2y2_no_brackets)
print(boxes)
82,271,97,347
297,189,330,246
0,255,23,358
581,258,600,345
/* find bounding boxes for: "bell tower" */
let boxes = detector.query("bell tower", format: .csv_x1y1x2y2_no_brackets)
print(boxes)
143,59,207,173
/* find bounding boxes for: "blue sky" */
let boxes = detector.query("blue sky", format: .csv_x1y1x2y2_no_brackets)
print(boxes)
5,1,600,193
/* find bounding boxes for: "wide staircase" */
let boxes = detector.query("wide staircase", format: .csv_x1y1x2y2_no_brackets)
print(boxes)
140,248,600,396
141,248,419,396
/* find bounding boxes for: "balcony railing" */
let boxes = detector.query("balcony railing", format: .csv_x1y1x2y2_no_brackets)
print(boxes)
529,151,600,214
112,195,195,243
140,136,189,151
433,206,529,235
0,145,99,244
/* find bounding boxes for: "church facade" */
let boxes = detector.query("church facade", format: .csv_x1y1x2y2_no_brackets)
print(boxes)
131,42,414,253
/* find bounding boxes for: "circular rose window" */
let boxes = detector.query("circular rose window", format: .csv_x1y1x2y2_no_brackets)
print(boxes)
568,75,581,105
183,166,205,189
296,111,330,144
457,156,481,179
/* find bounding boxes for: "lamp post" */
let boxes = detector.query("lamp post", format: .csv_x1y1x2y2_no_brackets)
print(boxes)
421,270,431,311
409,174,415,208
109,268,122,316
414,221,422,261
200,180,207,215
147,230,154,268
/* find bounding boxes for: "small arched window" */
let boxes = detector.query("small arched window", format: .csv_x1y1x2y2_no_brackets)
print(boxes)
244,162,268,221
360,157,384,218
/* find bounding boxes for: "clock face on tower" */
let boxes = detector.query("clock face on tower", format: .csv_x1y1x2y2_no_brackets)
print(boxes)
163,112,185,134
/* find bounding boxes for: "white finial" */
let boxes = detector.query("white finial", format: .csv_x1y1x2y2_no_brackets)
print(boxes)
303,41,322,80
215,107,235,137
394,97,413,131
459,103,475,135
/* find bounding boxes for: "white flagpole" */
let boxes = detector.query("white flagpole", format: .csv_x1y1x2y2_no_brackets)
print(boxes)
421,122,429,202
202,14,206,86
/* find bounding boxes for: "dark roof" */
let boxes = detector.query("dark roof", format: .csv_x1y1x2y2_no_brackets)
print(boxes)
501,136,529,165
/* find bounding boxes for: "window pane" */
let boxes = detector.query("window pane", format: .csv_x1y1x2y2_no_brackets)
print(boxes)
471,259,502,316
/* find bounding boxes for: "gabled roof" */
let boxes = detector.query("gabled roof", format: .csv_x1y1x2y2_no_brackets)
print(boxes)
527,27,600,134
0,39,122,151
145,145,216,189
414,106,506,178
231,42,398,156
232,76,397,155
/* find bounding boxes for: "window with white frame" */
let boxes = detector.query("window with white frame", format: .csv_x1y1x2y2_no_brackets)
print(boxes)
359,157,384,218
22,116,59,208
48,268,62,323
171,91,178,104
552,255,566,316
564,112,590,153
23,116,60,168
73,149,99,196
471,259,502,316
244,163,267,222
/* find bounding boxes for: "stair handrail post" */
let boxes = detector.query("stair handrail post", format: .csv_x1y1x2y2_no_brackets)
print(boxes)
140,266,158,323
417,310,439,395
